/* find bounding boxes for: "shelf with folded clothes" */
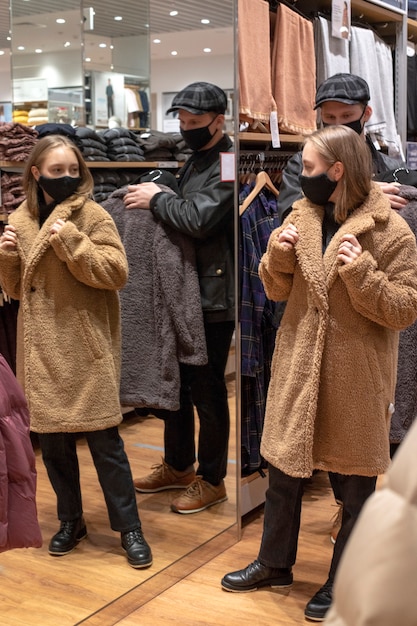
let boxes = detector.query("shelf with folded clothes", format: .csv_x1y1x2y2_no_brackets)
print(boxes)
85,160,185,169
0,160,184,171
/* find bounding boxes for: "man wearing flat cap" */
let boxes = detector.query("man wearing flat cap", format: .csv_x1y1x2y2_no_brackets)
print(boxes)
124,82,234,515
278,73,407,223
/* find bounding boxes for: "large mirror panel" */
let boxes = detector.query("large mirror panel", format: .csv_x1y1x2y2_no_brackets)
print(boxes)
2,0,238,623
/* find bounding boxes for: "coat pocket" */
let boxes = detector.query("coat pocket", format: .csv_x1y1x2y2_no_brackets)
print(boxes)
77,310,104,360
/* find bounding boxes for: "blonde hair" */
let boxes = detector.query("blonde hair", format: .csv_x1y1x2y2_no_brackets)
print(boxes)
22,135,93,218
303,125,372,223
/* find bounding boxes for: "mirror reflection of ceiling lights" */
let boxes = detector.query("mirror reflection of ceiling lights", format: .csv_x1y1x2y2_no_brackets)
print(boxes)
0,0,233,64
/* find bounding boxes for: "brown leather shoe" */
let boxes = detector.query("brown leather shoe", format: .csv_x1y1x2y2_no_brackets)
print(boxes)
134,459,195,493
170,476,227,514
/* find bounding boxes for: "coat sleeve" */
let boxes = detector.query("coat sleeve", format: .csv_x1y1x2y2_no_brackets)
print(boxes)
0,250,22,300
339,217,417,330
259,227,297,302
150,168,234,240
50,214,128,291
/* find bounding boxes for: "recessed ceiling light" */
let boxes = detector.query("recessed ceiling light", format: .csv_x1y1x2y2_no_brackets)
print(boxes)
171,50,178,56
153,38,161,44
0,51,4,56
35,49,42,53
85,57,91,62
56,18,66,24
203,48,212,53
170,10,178,17
99,43,107,48
17,46,25,51
201,19,210,24
64,41,71,47
114,16,123,21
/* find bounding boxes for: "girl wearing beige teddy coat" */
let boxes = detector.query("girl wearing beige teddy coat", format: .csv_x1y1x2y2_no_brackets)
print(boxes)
222,125,417,622
0,135,152,569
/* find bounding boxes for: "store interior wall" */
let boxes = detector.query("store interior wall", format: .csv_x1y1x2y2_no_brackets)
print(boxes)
151,52,234,130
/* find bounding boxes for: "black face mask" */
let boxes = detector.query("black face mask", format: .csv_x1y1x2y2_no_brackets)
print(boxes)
180,117,217,151
300,171,338,205
323,106,366,136
38,175,81,204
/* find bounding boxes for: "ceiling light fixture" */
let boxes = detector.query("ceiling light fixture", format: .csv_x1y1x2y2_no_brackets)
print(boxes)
35,49,42,53
201,19,210,24
169,10,178,17
153,38,161,44
56,18,66,24
171,50,178,56
203,48,212,53
99,43,107,48
114,16,123,21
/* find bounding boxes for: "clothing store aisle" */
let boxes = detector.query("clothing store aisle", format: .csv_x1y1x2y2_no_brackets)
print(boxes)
99,472,336,626
0,377,237,626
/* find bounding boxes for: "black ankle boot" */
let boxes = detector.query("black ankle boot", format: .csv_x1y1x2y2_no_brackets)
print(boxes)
304,579,333,621
49,517,87,556
121,527,152,569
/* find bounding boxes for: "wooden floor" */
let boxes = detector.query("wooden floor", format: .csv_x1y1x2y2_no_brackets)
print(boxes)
1,377,339,625
77,471,336,626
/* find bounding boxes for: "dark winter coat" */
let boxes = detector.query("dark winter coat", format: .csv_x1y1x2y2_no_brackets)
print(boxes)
0,354,42,552
277,135,405,224
150,134,235,321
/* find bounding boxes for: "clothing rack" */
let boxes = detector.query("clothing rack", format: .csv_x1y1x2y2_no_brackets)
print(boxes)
239,150,294,175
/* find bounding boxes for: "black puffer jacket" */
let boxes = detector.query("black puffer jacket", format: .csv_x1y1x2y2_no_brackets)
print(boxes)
150,134,234,321
277,135,405,224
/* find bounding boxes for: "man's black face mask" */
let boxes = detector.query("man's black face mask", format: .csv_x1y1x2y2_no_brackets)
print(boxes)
323,106,367,135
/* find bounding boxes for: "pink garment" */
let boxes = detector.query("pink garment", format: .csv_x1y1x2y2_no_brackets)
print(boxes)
238,0,277,123
0,354,42,552
271,4,317,135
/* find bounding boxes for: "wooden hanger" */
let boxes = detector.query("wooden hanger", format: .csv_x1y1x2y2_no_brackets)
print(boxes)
239,170,279,215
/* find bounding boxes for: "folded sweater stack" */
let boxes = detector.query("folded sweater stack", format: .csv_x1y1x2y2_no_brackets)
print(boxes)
97,127,145,162
0,122,38,161
74,126,109,161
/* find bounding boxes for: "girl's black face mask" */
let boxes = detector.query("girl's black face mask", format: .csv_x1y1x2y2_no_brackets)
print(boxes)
300,170,338,205
38,175,81,203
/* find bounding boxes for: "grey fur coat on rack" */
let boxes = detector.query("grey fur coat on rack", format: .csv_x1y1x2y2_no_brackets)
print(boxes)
391,184,417,444
102,185,207,411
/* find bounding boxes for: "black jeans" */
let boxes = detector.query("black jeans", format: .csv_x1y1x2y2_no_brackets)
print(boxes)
258,464,376,583
38,426,140,532
164,319,234,486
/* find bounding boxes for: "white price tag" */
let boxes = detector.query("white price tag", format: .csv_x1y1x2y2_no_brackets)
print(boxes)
220,152,236,182
270,111,280,148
